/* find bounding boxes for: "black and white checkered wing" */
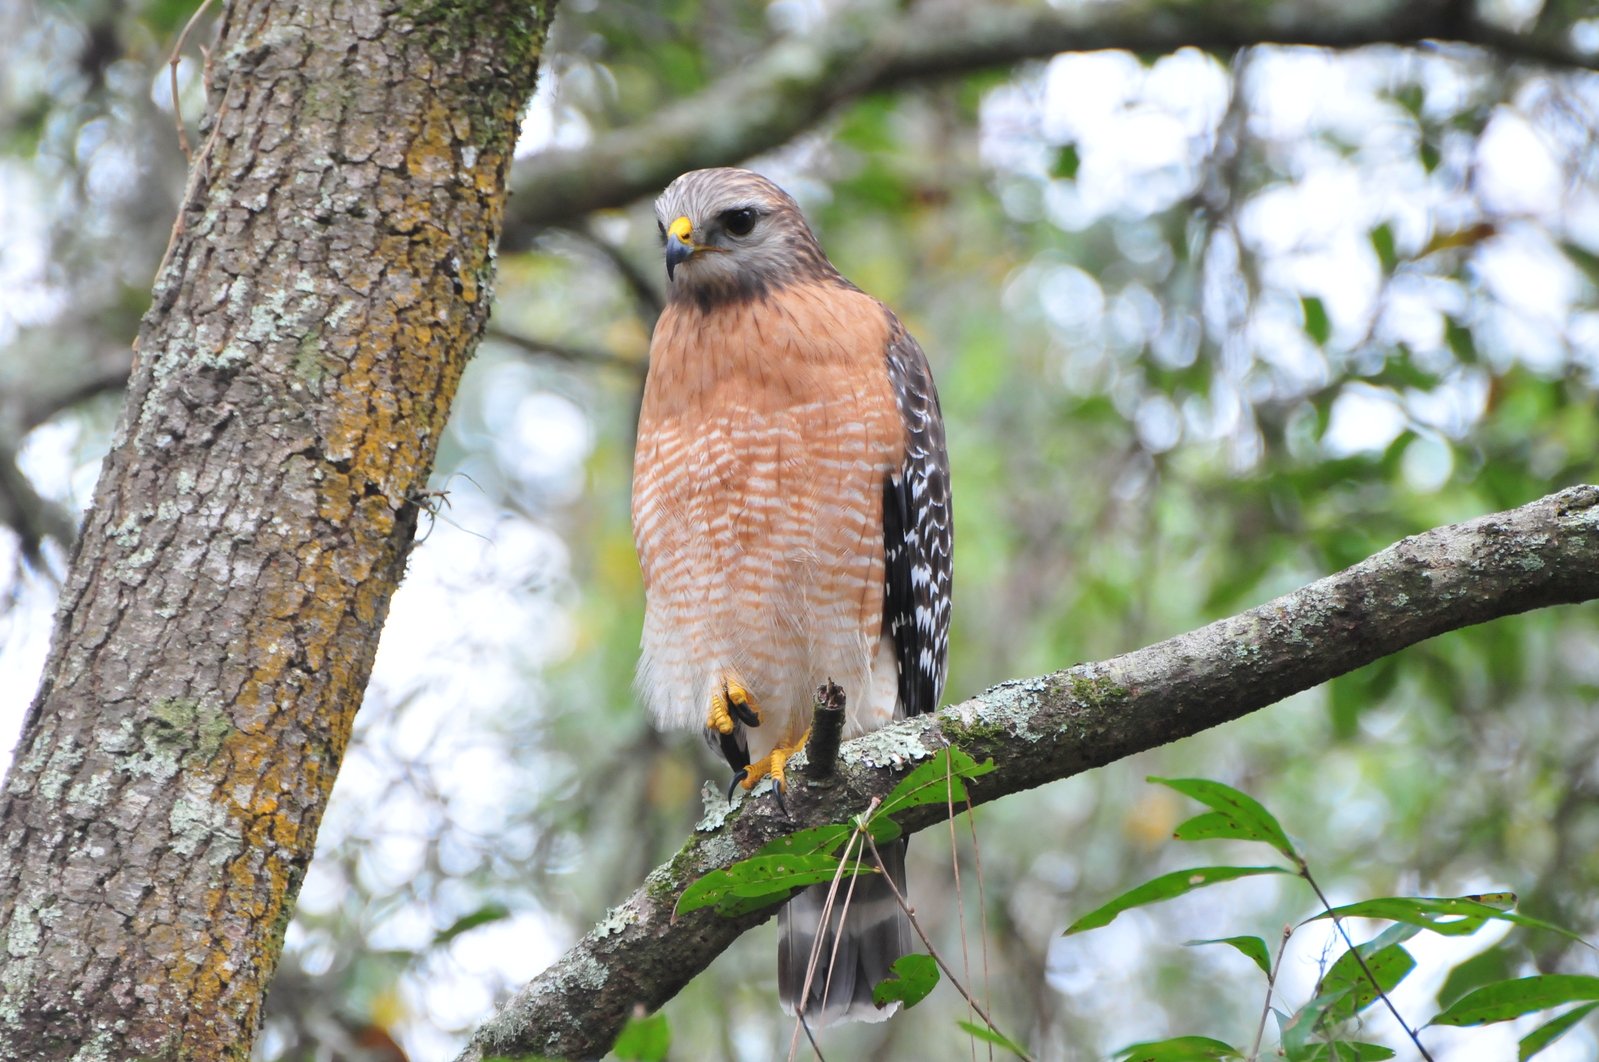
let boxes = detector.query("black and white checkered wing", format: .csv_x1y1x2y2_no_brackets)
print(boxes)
882,314,952,719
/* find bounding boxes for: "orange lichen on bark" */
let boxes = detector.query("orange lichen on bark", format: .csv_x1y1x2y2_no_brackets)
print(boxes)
406,98,460,186
0,3,555,1057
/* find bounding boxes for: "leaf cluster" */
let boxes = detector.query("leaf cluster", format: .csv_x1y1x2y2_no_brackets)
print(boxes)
1067,778,1598,1061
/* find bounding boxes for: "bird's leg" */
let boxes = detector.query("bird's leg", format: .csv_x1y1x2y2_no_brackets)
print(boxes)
736,728,812,796
708,676,761,733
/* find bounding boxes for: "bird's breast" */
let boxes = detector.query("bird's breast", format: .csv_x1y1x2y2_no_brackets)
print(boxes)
631,280,907,727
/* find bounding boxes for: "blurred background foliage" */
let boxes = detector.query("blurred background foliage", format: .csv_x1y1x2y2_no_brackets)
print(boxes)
3,0,1599,1058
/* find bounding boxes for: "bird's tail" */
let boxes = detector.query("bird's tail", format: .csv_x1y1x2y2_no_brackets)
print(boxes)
778,839,912,1027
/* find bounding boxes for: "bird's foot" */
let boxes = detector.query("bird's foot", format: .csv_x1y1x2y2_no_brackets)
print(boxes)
708,677,761,734
729,729,812,811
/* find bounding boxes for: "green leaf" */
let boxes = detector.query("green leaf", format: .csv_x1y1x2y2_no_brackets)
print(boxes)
1302,1043,1396,1061
1316,942,1416,1022
1114,1034,1242,1060
1393,83,1424,117
1519,1001,1599,1060
1149,777,1298,860
613,1011,670,1062
874,747,996,825
1309,895,1588,946
1429,974,1599,1027
1420,139,1441,172
1370,222,1398,272
1438,946,1515,1008
957,1019,1029,1058
1281,984,1356,1057
872,953,939,1009
754,824,852,859
1170,811,1235,842
675,854,866,917
1064,866,1292,935
1561,241,1599,287
1052,143,1081,180
1281,925,1416,1055
1443,316,1477,363
1183,935,1273,977
1301,295,1331,345
1369,350,1443,391
433,902,511,945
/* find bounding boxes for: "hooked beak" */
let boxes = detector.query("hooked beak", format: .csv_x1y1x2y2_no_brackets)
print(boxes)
665,215,695,280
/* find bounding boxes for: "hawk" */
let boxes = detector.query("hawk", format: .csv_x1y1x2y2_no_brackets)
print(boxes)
632,168,953,1025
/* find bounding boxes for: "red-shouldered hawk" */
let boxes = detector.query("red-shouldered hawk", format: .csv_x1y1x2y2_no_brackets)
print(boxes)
632,168,952,1026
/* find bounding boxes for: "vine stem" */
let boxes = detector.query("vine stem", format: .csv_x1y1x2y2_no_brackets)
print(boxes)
1248,924,1294,1061
862,832,1035,1062
165,0,216,158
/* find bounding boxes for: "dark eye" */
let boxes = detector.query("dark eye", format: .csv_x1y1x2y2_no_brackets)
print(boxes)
720,208,757,237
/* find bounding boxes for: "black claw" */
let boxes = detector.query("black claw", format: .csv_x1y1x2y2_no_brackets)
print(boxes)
727,769,748,801
731,699,760,728
771,781,791,819
718,728,749,773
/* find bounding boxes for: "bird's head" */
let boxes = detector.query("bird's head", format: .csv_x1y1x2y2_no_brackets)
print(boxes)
653,168,834,307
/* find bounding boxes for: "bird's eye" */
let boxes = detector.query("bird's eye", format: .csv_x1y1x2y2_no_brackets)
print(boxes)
720,208,758,237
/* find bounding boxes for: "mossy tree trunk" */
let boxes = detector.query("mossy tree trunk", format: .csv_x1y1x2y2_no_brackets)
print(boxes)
0,1,554,1058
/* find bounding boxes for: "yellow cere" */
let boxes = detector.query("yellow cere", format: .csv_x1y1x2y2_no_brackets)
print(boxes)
668,216,694,242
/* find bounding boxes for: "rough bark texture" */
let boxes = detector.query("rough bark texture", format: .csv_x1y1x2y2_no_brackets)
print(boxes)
460,485,1599,1061
501,0,1599,245
0,2,554,1059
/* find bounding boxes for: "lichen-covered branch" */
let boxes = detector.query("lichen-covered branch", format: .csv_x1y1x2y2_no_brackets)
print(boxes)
0,1,555,1058
459,485,1599,1061
502,0,1598,242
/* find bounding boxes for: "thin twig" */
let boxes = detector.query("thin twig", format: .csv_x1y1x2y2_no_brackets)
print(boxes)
960,785,995,1061
1248,924,1294,1061
1300,865,1435,1061
816,851,864,1035
17,361,133,432
166,0,217,159
787,814,871,1062
940,741,980,1061
862,833,1034,1062
485,326,644,374
157,102,226,281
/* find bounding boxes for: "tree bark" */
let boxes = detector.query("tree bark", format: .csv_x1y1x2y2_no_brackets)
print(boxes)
459,485,1599,1061
0,1,554,1058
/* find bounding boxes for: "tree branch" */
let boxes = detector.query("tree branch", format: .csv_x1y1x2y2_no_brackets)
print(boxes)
458,484,1599,1061
0,434,79,560
504,0,1599,239
485,325,644,374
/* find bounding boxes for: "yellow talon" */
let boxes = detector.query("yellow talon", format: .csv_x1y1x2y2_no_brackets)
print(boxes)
740,728,812,792
708,678,760,735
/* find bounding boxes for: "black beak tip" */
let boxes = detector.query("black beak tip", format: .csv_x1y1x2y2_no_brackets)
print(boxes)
665,236,693,280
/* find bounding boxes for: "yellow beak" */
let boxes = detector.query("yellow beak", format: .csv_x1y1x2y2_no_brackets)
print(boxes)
665,215,695,279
